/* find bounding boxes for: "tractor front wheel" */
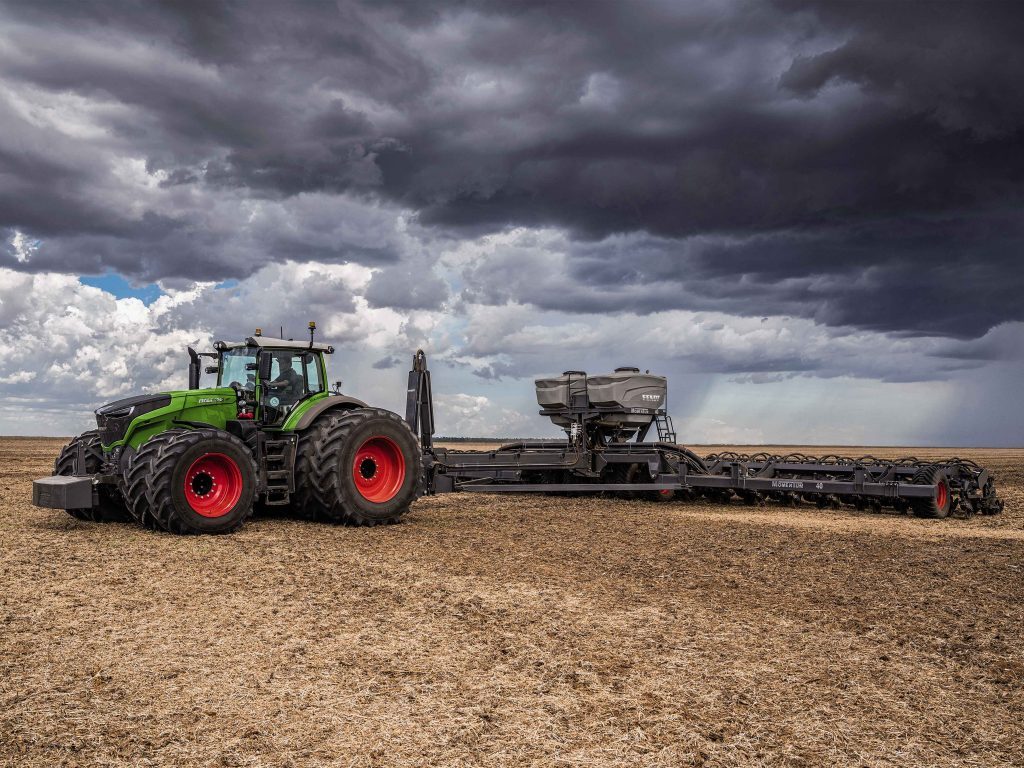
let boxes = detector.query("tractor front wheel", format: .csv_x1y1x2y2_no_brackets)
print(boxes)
125,428,257,534
123,429,191,529
54,430,129,522
302,408,422,526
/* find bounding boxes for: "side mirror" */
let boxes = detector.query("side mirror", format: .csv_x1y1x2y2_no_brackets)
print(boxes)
258,354,273,381
205,366,219,374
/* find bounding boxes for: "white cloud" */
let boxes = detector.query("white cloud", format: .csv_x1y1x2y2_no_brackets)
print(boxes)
10,231,35,263
433,393,532,438
0,261,437,434
0,370,34,384
1,252,1021,445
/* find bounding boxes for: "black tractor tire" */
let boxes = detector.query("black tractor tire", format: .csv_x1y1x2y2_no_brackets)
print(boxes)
911,465,952,519
293,415,340,520
303,408,422,526
54,430,129,522
122,429,189,529
124,428,257,535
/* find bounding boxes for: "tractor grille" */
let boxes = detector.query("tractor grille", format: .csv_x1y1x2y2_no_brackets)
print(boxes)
95,394,171,446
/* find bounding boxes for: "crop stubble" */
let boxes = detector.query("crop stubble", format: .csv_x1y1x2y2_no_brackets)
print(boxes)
0,438,1021,767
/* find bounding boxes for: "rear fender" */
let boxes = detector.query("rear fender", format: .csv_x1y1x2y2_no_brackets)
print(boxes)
286,395,368,431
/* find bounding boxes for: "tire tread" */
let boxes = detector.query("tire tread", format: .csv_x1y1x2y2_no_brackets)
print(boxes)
123,429,188,529
304,408,422,526
125,428,256,534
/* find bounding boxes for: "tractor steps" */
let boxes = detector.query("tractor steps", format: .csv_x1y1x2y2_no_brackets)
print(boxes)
260,435,297,506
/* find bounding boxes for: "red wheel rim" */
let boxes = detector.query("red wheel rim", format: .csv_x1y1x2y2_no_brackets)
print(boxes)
184,453,243,518
352,436,406,503
936,481,948,510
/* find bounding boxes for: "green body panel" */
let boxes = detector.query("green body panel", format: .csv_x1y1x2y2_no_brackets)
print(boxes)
104,388,239,451
106,388,332,450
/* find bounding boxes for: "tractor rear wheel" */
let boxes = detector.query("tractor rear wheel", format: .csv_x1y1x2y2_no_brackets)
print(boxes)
303,408,422,526
125,428,257,534
54,430,128,522
293,414,341,520
911,465,952,519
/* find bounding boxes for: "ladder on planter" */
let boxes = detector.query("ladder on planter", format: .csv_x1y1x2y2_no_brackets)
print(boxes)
655,412,677,444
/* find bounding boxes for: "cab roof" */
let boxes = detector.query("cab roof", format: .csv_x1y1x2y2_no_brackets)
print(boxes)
217,336,335,353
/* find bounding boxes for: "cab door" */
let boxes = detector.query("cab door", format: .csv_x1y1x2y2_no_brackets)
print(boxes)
256,350,325,425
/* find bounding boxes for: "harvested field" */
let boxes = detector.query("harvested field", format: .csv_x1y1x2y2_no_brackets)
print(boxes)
1,437,1022,767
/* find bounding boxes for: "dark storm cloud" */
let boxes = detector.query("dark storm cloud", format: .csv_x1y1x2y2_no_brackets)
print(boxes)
1,0,1022,338
567,215,1024,338
372,356,402,370
472,360,522,381
364,262,449,310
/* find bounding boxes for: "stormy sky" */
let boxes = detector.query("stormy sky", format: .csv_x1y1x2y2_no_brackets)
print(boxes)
1,0,1022,445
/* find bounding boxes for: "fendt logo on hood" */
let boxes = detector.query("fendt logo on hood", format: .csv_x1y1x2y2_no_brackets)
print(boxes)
641,393,661,402
197,397,224,404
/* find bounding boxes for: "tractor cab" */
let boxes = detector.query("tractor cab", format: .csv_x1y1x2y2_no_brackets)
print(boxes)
204,332,335,426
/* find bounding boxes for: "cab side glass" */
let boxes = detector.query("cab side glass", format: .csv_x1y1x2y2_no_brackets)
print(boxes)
304,353,324,393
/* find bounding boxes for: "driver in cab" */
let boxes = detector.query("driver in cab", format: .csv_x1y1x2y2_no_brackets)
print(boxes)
265,352,304,407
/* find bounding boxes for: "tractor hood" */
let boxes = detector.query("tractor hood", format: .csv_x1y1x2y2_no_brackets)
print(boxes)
96,393,173,447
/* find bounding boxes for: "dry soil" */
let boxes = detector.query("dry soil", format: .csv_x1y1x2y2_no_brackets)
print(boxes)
1,438,1022,767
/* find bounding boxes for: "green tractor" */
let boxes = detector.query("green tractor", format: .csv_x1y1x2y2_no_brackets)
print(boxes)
34,324,422,534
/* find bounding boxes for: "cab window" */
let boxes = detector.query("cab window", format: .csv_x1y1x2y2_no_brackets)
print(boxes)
218,347,257,390
264,354,323,403
303,353,324,394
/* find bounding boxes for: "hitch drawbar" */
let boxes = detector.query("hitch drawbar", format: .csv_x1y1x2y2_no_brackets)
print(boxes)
404,351,1003,518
